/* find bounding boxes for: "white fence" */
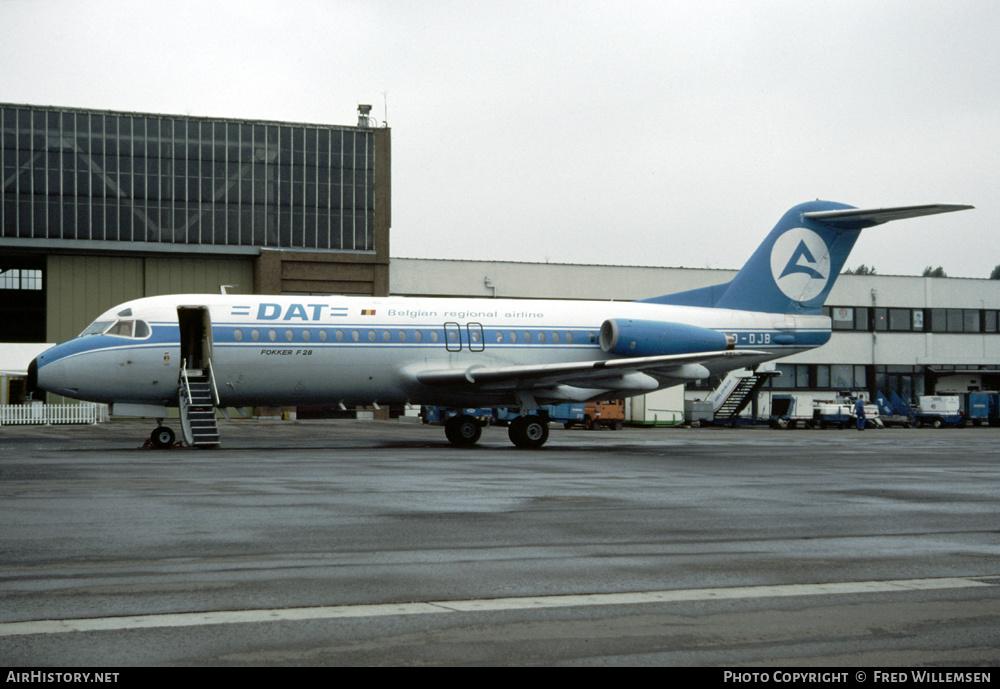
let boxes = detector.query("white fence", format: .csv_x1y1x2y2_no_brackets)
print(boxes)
0,403,110,425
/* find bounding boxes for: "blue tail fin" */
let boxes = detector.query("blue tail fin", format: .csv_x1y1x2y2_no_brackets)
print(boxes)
713,200,859,314
643,201,973,314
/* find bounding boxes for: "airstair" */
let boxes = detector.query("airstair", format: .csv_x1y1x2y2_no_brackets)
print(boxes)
707,367,780,425
179,362,220,447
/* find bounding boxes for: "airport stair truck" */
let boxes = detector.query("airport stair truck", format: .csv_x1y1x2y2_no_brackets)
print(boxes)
876,391,915,427
694,366,779,426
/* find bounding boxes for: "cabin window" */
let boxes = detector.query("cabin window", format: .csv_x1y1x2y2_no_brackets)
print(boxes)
233,328,244,341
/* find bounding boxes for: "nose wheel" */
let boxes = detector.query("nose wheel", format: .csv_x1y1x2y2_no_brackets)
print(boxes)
150,424,177,449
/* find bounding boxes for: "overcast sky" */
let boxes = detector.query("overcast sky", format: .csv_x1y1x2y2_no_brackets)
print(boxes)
3,0,997,278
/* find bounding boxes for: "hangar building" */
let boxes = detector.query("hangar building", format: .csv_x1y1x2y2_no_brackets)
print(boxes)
1,102,389,404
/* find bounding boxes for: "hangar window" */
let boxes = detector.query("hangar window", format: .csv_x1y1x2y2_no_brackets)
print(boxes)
0,269,42,290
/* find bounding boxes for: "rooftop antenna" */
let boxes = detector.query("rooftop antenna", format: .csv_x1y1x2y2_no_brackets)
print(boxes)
382,91,389,127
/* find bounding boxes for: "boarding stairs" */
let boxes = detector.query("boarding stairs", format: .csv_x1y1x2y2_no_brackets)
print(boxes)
179,362,220,447
708,367,780,425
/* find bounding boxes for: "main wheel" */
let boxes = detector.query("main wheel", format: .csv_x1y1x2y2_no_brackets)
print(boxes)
151,426,176,449
445,415,482,446
508,415,549,449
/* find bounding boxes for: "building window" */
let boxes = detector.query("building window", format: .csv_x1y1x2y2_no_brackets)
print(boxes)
1,104,379,252
889,309,911,331
831,307,854,331
0,269,43,290
984,311,998,333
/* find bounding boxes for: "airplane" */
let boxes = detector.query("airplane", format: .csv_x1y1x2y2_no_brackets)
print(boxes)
27,200,972,449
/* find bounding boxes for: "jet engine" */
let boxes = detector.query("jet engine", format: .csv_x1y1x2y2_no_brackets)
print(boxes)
599,318,735,357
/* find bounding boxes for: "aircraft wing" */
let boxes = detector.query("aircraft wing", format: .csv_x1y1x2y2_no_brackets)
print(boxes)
414,349,767,392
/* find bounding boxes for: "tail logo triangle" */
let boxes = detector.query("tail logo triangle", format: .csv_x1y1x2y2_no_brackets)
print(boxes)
769,228,831,302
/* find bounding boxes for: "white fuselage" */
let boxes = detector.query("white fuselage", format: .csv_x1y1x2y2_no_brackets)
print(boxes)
34,294,830,410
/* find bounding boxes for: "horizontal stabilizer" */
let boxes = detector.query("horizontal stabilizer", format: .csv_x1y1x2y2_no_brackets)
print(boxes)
803,204,974,229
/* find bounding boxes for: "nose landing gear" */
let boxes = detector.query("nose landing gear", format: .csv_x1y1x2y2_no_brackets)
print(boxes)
146,422,177,449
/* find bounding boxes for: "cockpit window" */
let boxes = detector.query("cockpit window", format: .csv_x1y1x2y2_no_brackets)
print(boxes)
79,319,151,339
80,320,115,337
107,321,134,337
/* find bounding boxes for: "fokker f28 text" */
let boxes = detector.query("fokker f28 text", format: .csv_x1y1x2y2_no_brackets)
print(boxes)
29,201,972,448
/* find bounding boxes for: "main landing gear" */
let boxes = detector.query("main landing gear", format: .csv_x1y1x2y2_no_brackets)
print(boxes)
507,415,549,449
443,413,550,449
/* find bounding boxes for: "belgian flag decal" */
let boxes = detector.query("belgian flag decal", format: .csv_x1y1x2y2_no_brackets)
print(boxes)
362,309,377,316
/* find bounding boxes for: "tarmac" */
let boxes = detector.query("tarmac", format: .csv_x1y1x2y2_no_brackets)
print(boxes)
1,418,998,666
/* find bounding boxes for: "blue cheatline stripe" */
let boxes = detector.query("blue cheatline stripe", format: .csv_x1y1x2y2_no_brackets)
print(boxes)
0,575,994,637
